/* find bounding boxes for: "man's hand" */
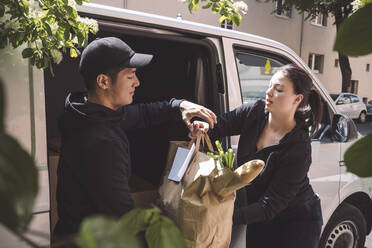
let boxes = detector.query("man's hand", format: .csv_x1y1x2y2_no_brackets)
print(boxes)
180,101,217,130
188,121,209,140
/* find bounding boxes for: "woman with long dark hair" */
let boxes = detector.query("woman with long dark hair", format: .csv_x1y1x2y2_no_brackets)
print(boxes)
191,64,323,247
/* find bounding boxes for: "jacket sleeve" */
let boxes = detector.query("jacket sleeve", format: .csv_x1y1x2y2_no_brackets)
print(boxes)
78,140,134,218
118,99,183,130
208,100,261,140
233,142,312,225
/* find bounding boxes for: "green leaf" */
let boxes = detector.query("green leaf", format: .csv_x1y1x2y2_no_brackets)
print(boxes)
118,208,149,234
188,3,194,12
42,53,49,68
0,102,38,231
44,22,53,36
65,6,77,18
19,0,29,12
0,4,5,17
21,48,34,58
64,27,70,41
334,3,372,57
219,15,227,23
202,2,213,9
145,216,186,248
231,13,242,26
77,216,143,248
192,3,199,11
75,0,83,5
76,32,84,46
344,134,372,177
70,47,78,58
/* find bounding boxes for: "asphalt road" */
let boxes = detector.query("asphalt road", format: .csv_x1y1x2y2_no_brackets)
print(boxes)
355,116,372,248
356,115,372,136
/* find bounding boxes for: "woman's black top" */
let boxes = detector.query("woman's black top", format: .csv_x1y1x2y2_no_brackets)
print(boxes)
208,99,318,225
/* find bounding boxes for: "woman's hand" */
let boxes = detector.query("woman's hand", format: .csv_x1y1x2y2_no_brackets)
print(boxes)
180,101,217,129
188,121,209,140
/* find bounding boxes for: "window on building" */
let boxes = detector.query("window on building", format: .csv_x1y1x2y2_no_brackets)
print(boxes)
311,13,327,26
275,0,292,18
308,53,324,73
367,64,370,72
221,20,233,30
351,80,359,94
335,59,339,67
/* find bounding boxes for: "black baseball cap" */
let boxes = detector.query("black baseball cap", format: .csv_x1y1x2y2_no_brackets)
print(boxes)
79,37,153,80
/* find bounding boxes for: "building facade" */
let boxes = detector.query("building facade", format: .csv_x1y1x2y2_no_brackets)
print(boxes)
90,0,372,102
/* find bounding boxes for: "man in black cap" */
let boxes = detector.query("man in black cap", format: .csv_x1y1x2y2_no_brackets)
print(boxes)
53,37,216,238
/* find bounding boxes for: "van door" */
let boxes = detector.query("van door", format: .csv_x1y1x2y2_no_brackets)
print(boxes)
44,17,225,231
221,37,341,247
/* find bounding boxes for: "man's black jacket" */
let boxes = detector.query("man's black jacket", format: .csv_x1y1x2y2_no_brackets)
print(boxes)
54,93,182,236
208,100,319,225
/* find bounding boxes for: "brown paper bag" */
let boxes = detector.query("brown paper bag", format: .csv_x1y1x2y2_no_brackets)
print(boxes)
158,135,213,224
159,135,264,248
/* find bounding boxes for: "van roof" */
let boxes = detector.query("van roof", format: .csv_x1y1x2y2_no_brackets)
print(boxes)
77,3,288,51
77,3,336,112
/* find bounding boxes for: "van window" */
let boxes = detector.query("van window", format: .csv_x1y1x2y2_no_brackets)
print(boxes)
234,51,284,104
232,48,333,141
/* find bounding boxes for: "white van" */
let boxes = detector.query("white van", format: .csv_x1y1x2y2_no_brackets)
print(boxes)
1,3,371,248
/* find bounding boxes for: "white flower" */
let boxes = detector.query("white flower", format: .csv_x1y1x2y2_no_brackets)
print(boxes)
28,0,45,19
233,1,248,15
68,0,76,7
0,7,11,24
50,49,63,64
72,36,79,44
78,16,99,32
29,39,43,49
4,19,20,30
351,0,362,12
50,22,59,35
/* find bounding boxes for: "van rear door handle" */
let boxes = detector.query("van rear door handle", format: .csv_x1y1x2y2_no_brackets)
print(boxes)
339,160,345,167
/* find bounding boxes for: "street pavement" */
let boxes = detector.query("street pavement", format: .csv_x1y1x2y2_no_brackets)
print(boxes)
356,115,372,136
366,234,372,248
355,116,372,248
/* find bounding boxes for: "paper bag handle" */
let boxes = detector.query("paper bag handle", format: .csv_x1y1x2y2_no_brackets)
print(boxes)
189,133,214,154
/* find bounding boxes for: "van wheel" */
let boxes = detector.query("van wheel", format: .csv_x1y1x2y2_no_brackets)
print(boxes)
359,111,366,123
319,203,366,248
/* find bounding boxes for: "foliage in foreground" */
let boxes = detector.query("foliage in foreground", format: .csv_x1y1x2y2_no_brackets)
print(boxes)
182,0,248,26
0,0,98,74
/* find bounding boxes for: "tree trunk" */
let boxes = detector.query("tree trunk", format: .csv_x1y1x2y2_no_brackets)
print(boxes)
338,53,352,92
335,7,352,93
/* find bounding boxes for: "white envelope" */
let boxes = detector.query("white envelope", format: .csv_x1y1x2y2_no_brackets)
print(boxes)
168,143,195,182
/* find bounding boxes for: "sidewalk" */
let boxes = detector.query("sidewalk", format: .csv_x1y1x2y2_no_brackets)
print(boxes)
365,233,372,248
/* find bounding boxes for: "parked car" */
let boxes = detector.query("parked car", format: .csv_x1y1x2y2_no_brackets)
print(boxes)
330,93,368,123
1,3,371,248
366,100,372,116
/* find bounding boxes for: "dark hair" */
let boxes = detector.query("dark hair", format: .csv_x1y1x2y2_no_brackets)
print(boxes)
84,66,122,92
277,64,323,136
